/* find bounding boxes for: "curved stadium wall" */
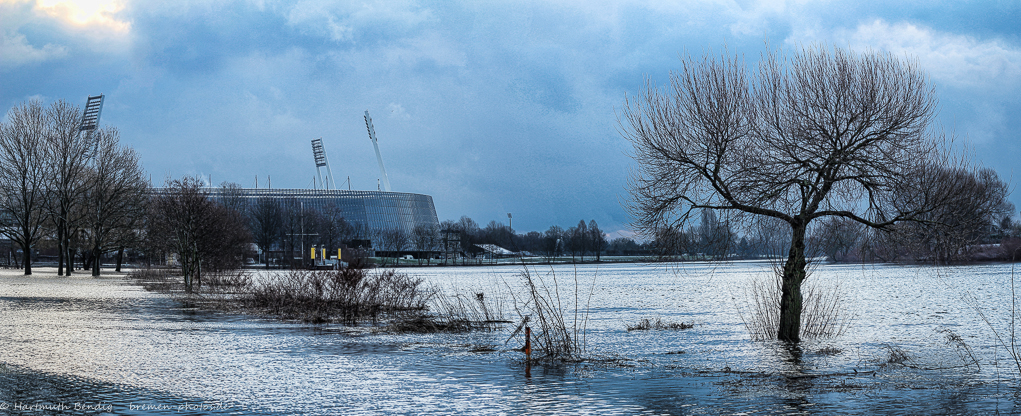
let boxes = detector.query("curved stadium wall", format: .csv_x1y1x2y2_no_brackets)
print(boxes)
205,188,439,242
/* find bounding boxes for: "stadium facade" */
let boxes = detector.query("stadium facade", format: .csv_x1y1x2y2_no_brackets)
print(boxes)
206,188,439,244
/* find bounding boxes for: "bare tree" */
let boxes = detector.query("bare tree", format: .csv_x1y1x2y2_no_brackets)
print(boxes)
518,231,543,256
696,210,735,259
0,101,49,275
588,220,607,261
812,216,863,263
412,223,438,264
279,198,303,268
43,100,95,276
457,216,480,264
249,196,283,268
148,176,251,292
375,228,410,266
315,202,352,258
622,46,963,342
480,220,514,249
218,181,247,213
609,237,641,256
566,220,588,261
202,199,252,274
542,225,564,262
81,127,148,276
147,177,208,292
651,226,690,259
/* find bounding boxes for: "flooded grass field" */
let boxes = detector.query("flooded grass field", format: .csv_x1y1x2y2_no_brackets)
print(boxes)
2,261,1021,414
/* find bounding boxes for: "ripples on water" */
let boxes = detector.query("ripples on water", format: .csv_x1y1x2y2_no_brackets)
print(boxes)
2,262,1021,414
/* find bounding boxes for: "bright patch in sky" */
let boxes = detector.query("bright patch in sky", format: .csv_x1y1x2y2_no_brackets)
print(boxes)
35,0,129,32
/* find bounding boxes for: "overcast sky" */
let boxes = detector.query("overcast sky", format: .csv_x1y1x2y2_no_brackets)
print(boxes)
2,0,1019,235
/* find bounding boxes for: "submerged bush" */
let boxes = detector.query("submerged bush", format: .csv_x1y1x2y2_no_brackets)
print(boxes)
738,266,852,341
130,266,435,325
626,317,693,331
129,268,178,292
243,268,432,324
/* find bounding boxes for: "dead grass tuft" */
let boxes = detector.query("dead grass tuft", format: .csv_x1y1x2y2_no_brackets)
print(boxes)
626,317,694,331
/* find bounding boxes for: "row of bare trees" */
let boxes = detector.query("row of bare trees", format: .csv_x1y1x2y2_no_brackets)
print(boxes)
0,99,147,276
427,216,610,263
536,220,607,262
647,172,1016,263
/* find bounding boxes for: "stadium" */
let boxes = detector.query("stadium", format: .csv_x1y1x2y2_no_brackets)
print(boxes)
207,111,440,255
206,187,440,241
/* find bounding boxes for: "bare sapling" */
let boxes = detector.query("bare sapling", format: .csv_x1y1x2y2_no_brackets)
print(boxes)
508,265,595,361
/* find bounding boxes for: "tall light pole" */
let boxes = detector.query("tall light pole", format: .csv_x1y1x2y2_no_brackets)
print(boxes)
364,111,392,192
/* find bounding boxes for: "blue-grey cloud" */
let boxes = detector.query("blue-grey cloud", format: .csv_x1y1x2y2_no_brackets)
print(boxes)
2,0,1019,234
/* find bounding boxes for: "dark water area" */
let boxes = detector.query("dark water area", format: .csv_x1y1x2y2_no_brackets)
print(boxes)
2,263,1021,414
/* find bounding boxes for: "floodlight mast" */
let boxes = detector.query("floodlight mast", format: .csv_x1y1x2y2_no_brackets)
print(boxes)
80,95,104,132
310,138,338,190
79,94,104,157
363,110,392,192
311,138,326,189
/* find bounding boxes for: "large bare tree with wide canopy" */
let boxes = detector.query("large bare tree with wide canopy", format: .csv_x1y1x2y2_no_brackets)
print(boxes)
621,46,968,342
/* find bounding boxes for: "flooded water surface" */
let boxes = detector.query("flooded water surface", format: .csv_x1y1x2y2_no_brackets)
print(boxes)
2,262,1021,414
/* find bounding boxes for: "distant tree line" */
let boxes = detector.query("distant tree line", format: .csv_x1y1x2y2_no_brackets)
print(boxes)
645,168,1019,264
421,216,612,264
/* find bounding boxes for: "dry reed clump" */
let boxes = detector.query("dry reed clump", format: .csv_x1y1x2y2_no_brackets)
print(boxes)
879,329,979,371
393,290,508,333
626,317,693,331
128,264,515,331
243,268,432,324
202,269,253,294
969,263,1021,377
738,266,852,341
128,268,180,292
883,345,911,366
129,267,250,295
507,266,594,362
128,265,438,325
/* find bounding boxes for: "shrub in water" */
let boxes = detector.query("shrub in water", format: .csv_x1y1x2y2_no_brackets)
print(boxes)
738,266,852,341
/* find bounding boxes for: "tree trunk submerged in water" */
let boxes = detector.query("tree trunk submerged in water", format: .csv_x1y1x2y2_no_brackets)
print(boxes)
778,221,808,343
